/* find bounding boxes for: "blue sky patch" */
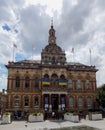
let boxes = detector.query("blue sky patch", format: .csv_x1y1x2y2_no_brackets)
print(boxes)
2,24,11,31
0,64,8,75
15,53,27,62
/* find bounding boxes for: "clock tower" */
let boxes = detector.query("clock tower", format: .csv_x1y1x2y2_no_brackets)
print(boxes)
41,20,66,65
48,19,56,44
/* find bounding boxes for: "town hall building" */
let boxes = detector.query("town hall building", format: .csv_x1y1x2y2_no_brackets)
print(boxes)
5,22,98,118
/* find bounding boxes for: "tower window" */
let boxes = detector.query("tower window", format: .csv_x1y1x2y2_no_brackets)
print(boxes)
51,32,54,36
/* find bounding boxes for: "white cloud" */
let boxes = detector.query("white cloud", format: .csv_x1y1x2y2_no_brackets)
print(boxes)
25,0,63,16
0,0,105,90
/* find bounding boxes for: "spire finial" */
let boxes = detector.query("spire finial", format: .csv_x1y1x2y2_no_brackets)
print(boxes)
51,17,53,28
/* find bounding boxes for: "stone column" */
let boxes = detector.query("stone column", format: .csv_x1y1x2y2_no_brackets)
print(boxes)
8,77,12,90
58,94,61,105
49,94,52,112
75,95,77,109
58,94,61,111
21,94,23,108
42,94,44,109
74,80,76,90
30,95,33,108
82,80,85,90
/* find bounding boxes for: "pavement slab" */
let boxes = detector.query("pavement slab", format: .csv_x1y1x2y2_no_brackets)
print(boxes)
0,119,105,130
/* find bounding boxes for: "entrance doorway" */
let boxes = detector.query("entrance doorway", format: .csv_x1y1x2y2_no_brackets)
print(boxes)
51,94,58,110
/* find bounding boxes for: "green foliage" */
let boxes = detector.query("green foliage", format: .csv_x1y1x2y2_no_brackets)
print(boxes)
4,112,11,116
30,112,43,116
89,112,101,114
96,84,105,108
65,112,73,115
64,112,78,116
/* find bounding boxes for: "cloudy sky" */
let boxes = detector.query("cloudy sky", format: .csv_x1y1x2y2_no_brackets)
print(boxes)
0,0,105,91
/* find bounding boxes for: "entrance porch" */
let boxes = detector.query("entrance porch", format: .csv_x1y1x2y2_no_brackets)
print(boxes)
43,93,67,112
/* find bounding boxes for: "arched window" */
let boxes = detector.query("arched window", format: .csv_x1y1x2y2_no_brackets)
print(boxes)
24,96,29,106
86,80,91,89
87,97,92,107
34,77,39,88
68,79,73,88
78,97,83,106
52,57,56,64
59,75,67,87
15,76,20,87
51,32,54,36
34,96,39,106
42,74,50,86
76,80,82,89
51,74,58,87
25,77,30,88
69,97,74,107
14,96,20,106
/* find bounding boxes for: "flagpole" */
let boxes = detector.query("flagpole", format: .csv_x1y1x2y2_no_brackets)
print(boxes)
89,48,91,65
73,51,74,63
32,45,33,60
32,45,35,60
13,43,17,62
13,43,14,62
71,48,74,63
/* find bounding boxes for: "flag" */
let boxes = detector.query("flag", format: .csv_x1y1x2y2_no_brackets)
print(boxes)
42,78,50,85
13,43,17,48
32,44,35,49
71,48,74,53
59,79,67,86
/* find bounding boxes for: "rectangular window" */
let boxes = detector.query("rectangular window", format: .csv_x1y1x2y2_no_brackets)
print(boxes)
77,80,82,89
69,97,74,106
24,97,29,106
68,79,72,88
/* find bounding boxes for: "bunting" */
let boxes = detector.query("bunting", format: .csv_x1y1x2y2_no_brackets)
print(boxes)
42,78,50,85
59,79,67,86
32,44,35,49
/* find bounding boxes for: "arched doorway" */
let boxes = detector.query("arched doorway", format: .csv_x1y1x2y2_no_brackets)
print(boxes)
51,94,58,110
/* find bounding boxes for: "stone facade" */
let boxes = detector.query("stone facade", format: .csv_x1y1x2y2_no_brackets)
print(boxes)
5,23,98,118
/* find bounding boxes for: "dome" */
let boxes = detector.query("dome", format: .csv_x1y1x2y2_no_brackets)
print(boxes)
43,44,63,54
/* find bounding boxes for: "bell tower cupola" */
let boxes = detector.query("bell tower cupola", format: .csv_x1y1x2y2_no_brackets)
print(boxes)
41,20,66,65
48,18,56,44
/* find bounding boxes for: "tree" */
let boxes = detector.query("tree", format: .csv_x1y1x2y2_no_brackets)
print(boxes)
96,84,105,109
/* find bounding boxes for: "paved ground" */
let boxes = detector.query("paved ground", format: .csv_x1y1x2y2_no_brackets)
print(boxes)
0,118,105,130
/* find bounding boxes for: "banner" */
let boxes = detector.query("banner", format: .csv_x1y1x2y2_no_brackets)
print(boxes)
42,78,50,85
59,79,67,86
